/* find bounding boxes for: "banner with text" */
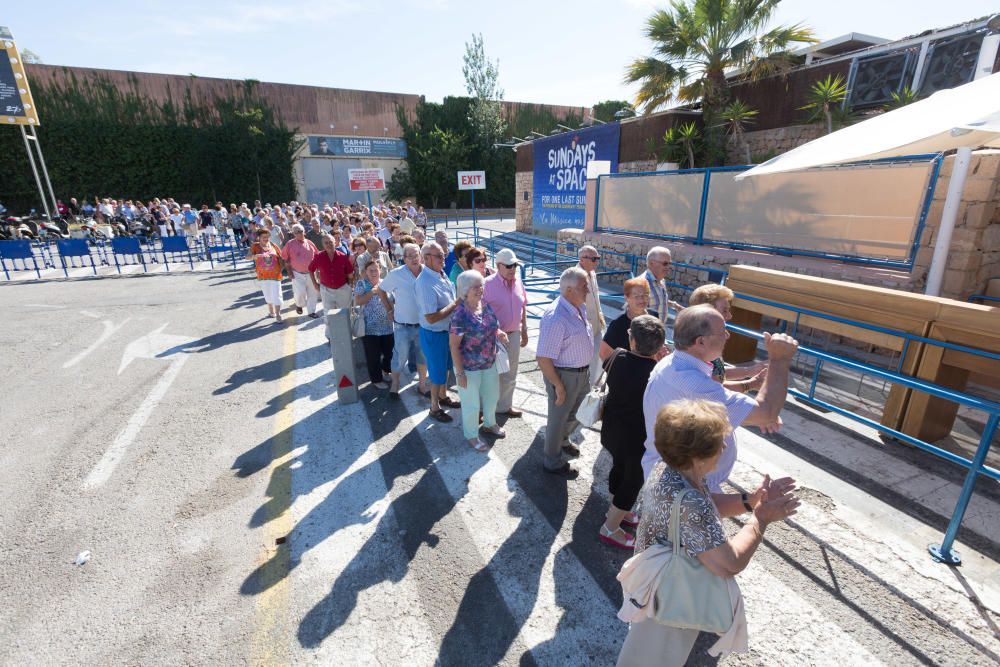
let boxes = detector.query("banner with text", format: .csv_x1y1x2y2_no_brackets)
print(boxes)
531,123,619,233
308,136,407,158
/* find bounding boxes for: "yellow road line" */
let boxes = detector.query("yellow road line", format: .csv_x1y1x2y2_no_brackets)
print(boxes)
251,321,297,665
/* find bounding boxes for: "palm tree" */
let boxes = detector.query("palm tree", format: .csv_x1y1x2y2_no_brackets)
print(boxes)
625,0,816,122
800,74,849,134
718,99,758,163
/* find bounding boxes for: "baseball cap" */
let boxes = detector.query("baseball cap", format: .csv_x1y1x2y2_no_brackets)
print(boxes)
495,248,520,266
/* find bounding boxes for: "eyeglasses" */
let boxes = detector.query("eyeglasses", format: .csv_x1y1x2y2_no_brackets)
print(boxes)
582,256,600,262
499,262,518,269
425,253,444,259
472,258,486,264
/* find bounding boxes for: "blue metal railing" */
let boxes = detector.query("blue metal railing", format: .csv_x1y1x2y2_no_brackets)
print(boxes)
969,295,1000,305
593,155,942,270
725,295,1000,565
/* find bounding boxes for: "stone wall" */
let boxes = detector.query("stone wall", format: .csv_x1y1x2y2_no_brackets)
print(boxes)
556,228,918,295
726,124,825,164
912,150,1000,297
515,172,533,232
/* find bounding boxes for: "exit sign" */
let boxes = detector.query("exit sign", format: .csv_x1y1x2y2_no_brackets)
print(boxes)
457,170,486,190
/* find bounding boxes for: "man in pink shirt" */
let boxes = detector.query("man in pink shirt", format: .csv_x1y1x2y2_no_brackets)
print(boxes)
281,223,320,318
483,248,529,417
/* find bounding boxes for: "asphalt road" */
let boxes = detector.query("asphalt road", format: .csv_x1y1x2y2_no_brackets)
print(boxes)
1,271,998,666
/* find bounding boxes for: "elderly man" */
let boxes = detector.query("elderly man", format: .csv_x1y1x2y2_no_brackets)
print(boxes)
643,246,684,327
641,304,798,492
376,243,429,398
280,224,320,318
483,248,529,417
359,237,392,279
535,267,594,478
576,245,607,384
416,241,462,422
309,234,355,313
305,219,325,249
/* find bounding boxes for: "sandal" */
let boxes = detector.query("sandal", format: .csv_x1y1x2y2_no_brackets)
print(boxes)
439,396,461,408
428,408,453,423
466,437,489,452
621,512,640,528
599,525,636,550
479,425,506,438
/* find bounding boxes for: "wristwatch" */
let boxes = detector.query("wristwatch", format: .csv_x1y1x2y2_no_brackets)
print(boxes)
741,493,753,513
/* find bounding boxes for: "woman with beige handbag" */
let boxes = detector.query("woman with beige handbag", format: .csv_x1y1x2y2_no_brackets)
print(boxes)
616,399,800,666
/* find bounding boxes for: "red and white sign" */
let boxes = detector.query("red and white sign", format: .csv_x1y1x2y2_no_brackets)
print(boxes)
457,170,486,190
348,168,385,191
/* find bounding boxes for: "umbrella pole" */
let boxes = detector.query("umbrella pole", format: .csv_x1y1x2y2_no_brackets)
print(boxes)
925,147,972,297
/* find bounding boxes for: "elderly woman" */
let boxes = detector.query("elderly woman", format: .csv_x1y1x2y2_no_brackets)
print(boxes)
599,277,662,362
465,247,495,278
448,240,474,284
249,227,284,322
354,260,394,389
599,315,665,549
349,238,368,278
616,399,799,666
688,284,767,392
449,270,508,451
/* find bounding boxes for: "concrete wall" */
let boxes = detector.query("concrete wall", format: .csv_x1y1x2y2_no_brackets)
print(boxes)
562,150,1000,302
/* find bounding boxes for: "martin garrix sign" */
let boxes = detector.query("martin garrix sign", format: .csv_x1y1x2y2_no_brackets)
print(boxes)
532,122,619,232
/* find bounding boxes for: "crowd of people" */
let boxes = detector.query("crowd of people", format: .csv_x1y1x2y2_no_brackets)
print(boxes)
242,201,800,663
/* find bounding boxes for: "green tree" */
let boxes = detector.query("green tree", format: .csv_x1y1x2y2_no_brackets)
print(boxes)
800,74,850,134
717,99,758,163
625,0,815,163
664,122,701,168
463,33,506,145
592,100,636,123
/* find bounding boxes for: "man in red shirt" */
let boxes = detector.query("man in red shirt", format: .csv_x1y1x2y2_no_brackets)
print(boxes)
281,224,320,318
310,234,355,313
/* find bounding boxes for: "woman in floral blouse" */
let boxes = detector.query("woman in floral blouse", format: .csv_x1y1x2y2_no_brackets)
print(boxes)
354,260,394,389
449,270,508,452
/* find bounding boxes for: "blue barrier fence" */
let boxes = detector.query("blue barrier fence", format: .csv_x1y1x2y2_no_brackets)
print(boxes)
593,155,942,270
1,234,248,279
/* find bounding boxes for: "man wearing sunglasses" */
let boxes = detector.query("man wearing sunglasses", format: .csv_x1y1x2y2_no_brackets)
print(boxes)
483,248,529,417
576,245,607,385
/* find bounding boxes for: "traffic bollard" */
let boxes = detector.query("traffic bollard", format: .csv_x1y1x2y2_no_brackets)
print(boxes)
326,308,359,404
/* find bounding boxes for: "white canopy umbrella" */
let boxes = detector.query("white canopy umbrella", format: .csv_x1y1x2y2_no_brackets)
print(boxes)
736,72,1000,296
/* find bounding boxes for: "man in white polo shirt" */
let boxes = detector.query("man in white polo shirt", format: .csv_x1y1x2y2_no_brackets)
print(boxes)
641,304,797,492
376,243,428,399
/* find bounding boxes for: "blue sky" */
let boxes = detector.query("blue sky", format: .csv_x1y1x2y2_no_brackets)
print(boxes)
4,1,992,108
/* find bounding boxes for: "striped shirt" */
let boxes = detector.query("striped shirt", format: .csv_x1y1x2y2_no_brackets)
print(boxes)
641,350,756,492
536,297,593,368
643,269,669,326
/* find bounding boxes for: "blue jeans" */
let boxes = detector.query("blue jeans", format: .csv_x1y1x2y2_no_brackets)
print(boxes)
457,366,500,439
391,323,425,373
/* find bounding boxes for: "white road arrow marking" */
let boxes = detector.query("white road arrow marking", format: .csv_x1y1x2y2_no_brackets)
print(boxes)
83,324,194,490
63,318,131,369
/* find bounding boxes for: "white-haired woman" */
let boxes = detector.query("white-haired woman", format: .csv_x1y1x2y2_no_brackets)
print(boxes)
449,270,508,452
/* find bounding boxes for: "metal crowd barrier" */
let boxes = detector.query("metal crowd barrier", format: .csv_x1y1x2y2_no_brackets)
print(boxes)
726,296,1000,566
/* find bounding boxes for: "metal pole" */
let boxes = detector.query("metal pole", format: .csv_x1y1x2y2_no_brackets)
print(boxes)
19,126,52,220
926,147,972,296
471,189,477,238
27,125,59,216
929,413,999,565
366,189,372,213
